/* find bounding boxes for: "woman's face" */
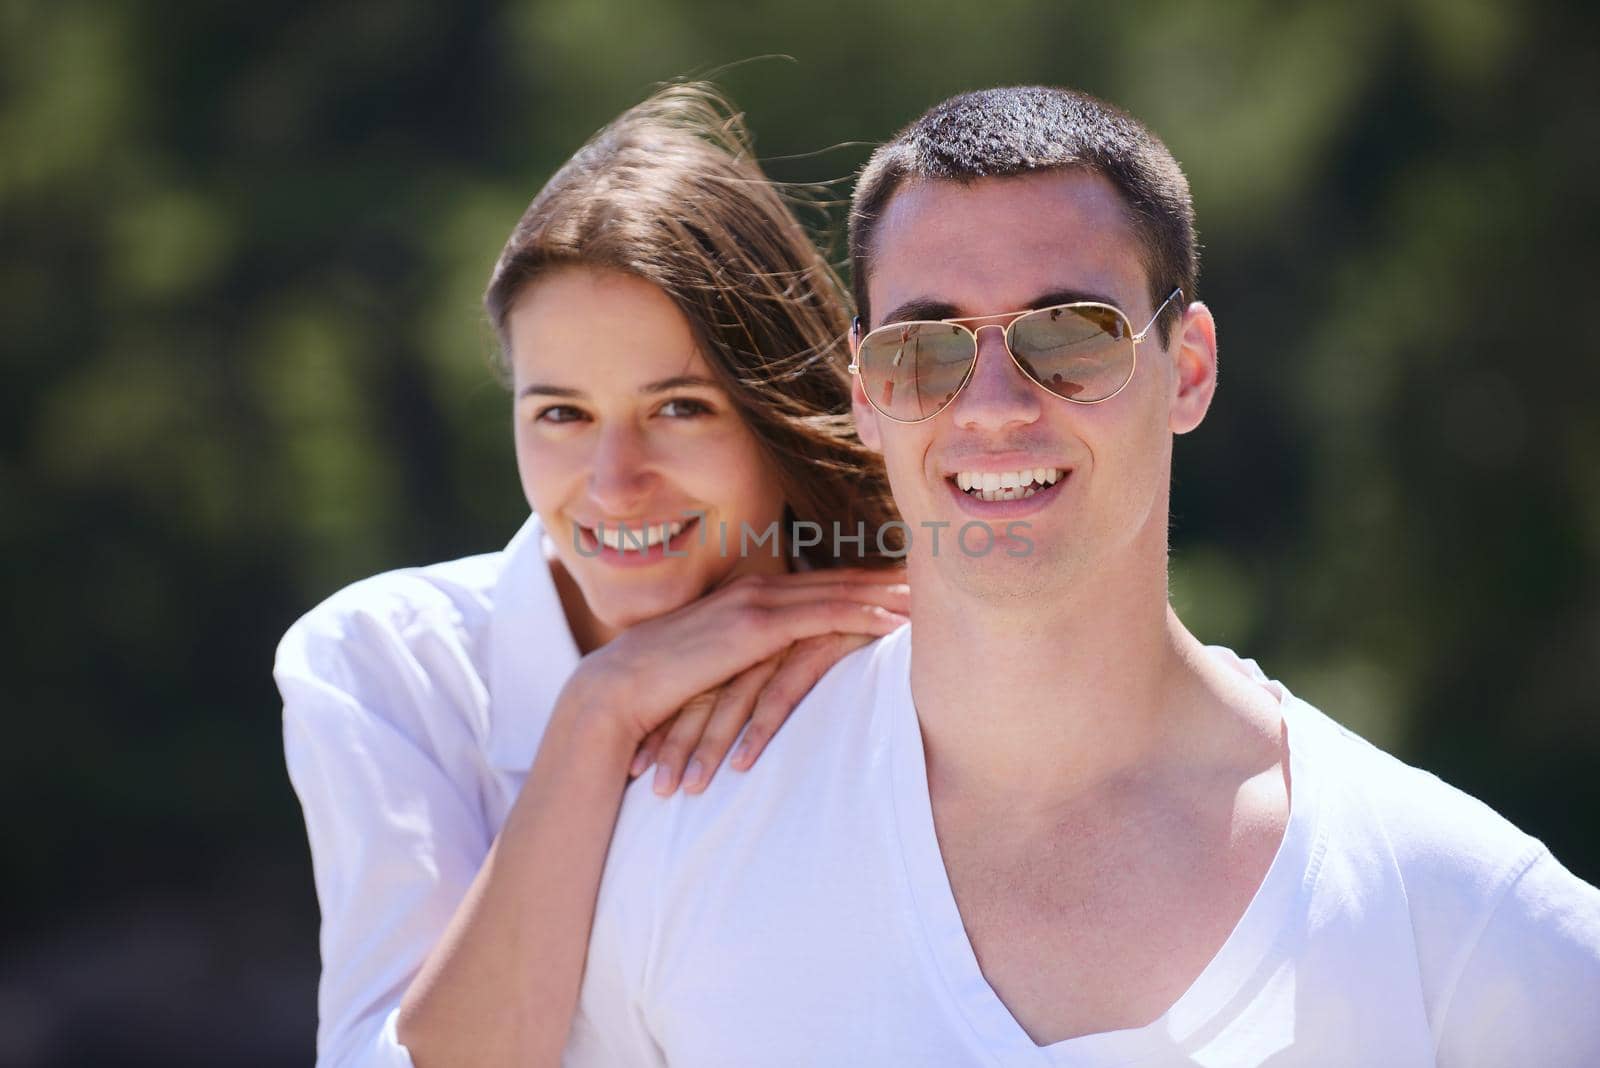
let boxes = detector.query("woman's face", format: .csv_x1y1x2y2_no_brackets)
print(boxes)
508,266,789,634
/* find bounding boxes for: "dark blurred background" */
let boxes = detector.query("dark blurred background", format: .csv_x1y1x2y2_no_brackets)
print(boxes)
3,0,1597,1063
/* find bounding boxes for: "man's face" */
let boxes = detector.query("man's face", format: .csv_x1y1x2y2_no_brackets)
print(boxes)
854,169,1214,603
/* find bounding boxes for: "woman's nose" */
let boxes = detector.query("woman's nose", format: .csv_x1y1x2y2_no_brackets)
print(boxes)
586,426,657,515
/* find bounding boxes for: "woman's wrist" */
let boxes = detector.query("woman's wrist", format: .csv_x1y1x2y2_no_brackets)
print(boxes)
550,667,645,771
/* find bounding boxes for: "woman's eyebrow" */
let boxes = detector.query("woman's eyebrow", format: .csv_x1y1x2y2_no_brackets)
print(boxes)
517,383,584,399
639,375,721,394
516,376,722,400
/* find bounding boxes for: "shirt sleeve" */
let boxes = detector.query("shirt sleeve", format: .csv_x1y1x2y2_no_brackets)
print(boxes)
279,621,493,1068
1434,847,1600,1067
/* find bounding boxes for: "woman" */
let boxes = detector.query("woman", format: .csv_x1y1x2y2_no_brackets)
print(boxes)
275,84,907,1067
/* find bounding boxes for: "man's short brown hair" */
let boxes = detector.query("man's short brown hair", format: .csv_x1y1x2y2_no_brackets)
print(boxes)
849,86,1197,343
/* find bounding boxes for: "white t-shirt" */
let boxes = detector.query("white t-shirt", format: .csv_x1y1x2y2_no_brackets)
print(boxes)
566,625,1600,1067
278,513,1600,1067
276,514,580,1068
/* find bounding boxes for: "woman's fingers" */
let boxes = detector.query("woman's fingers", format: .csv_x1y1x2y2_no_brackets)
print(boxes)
762,598,908,646
731,633,875,771
680,655,783,795
629,719,671,780
577,569,910,748
651,689,718,796
612,598,904,730
733,575,910,611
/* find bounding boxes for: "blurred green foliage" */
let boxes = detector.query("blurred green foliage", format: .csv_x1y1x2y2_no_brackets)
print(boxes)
2,0,1596,1061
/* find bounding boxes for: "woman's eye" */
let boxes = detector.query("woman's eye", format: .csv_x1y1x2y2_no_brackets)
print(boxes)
535,405,588,424
659,397,713,419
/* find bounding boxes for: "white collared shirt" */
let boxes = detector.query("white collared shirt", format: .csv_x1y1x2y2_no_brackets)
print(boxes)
276,513,576,1067
566,626,1600,1067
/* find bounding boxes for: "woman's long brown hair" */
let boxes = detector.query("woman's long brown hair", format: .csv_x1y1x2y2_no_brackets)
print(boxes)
485,83,900,566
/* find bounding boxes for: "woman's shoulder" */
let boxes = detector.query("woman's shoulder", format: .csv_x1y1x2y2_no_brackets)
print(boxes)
279,550,502,662
274,548,507,729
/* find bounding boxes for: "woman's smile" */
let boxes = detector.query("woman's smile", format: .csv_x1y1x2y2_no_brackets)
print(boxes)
573,513,703,567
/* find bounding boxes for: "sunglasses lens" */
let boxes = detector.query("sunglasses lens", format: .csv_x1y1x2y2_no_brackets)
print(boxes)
857,322,975,420
1008,305,1135,402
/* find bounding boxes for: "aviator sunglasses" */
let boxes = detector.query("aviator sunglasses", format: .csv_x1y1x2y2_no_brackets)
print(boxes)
849,287,1183,423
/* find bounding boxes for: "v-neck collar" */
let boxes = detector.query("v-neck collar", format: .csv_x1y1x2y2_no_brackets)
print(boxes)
884,632,1327,1066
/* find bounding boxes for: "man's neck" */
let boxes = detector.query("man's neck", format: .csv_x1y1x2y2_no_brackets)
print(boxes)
908,545,1231,812
905,539,1293,1047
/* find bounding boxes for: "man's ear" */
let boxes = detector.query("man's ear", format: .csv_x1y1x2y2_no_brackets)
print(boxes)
850,371,883,452
1169,300,1219,435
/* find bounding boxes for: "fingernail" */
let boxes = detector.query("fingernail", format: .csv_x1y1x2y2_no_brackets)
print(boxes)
629,750,651,777
731,740,752,768
653,763,675,795
684,759,706,791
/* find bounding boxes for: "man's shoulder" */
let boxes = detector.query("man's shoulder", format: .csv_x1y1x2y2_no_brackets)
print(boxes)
605,627,908,863
1204,647,1540,885
636,626,903,799
1297,698,1600,1055
587,628,909,993
1291,697,1540,879
1285,696,1600,989
1269,688,1600,1050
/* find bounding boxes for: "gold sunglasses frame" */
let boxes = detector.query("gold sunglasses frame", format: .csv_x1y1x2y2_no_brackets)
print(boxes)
849,287,1184,424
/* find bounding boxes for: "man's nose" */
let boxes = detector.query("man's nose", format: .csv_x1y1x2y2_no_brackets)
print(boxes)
949,324,1042,431
587,425,656,515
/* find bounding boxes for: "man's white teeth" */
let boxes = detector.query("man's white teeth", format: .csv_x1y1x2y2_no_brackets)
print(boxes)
953,467,1063,501
592,520,686,550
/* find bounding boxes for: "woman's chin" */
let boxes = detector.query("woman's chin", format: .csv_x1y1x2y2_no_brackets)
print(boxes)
565,545,760,635
586,581,701,633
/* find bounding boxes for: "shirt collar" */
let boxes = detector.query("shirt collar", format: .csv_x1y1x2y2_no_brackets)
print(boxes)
486,512,582,772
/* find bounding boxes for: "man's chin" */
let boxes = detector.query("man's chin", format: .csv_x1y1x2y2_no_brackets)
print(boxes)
929,550,1053,605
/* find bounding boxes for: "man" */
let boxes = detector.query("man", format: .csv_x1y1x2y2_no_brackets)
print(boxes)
563,87,1600,1065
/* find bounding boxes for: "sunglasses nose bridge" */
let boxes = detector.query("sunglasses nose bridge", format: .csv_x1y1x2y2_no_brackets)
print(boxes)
946,319,1042,422
968,320,1033,388
954,323,1010,392
968,322,1012,367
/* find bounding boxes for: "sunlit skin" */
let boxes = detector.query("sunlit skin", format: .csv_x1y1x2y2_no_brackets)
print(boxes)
852,171,1291,1044
508,266,789,650
853,169,1219,606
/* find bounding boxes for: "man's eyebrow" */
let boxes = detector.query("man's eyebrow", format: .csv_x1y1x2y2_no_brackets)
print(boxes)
876,288,1125,329
879,299,960,327
1027,288,1124,313
516,375,722,400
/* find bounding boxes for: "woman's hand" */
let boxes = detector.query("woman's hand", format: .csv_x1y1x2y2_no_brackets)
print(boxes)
560,567,908,782
631,631,879,794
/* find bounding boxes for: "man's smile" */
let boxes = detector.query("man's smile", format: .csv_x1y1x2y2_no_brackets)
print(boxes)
950,466,1065,502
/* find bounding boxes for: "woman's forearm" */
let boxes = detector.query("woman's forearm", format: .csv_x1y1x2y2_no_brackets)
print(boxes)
395,687,638,1068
